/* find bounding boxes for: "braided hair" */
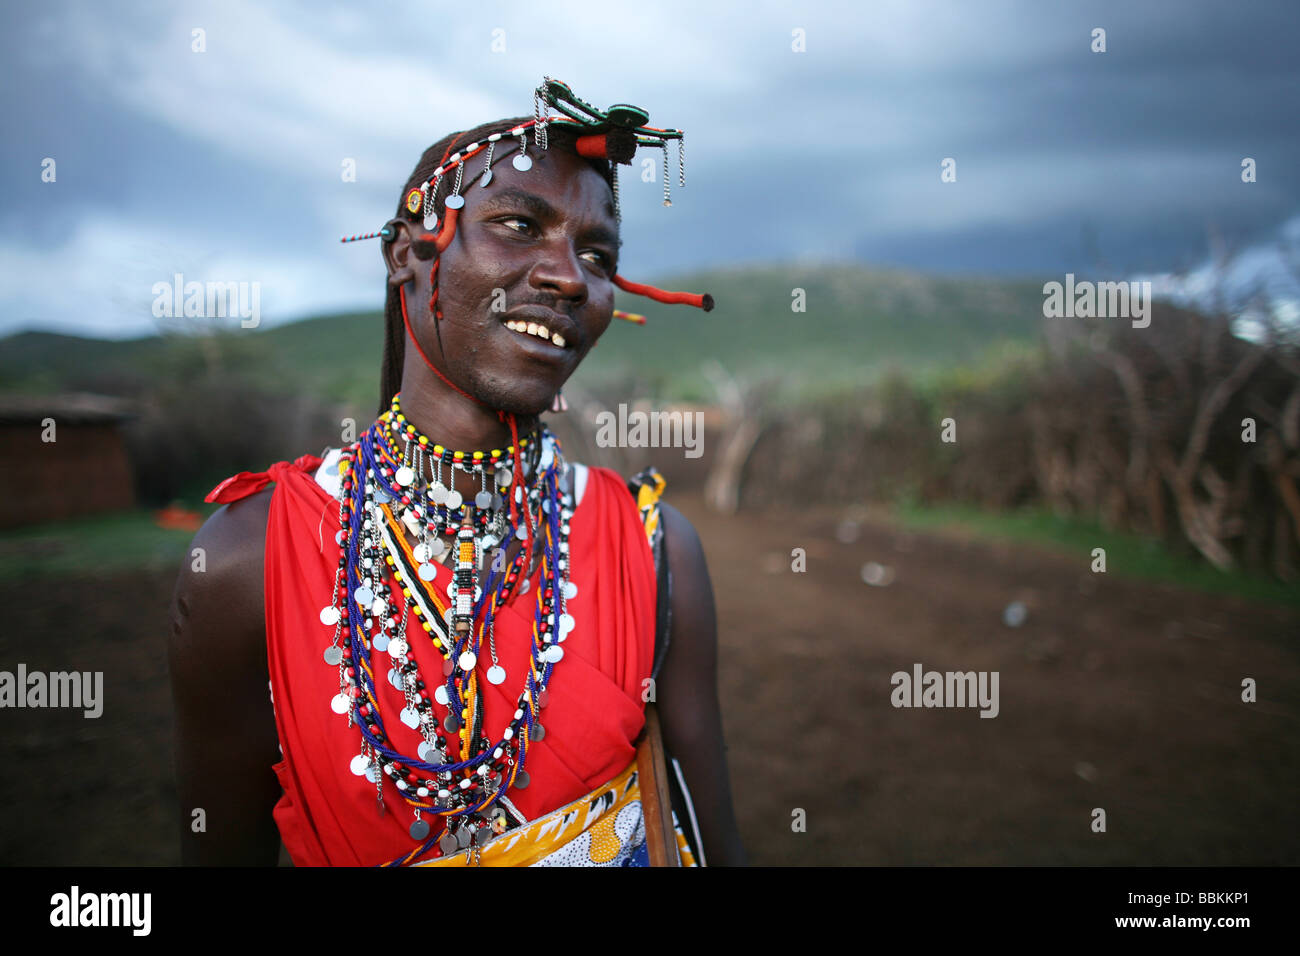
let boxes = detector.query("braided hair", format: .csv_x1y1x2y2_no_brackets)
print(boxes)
377,117,617,417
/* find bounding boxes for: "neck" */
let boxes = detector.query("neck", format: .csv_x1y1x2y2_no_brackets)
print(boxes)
393,358,542,453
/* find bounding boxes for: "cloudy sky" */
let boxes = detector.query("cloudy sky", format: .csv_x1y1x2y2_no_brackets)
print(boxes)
2,0,1297,338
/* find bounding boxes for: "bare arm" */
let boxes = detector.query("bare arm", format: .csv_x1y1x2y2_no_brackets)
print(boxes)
166,488,283,865
653,501,748,866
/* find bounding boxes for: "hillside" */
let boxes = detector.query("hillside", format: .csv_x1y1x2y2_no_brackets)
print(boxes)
0,263,1050,404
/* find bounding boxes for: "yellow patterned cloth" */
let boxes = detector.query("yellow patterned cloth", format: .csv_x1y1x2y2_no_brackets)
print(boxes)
414,760,696,867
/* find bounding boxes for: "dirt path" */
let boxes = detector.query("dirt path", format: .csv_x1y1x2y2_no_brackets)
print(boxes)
2,495,1296,865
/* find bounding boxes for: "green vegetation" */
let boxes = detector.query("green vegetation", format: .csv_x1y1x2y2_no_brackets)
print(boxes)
892,499,1300,608
0,507,213,580
0,263,1048,404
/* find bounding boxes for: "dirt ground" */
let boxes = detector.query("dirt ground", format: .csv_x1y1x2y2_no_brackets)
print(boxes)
1,493,1296,866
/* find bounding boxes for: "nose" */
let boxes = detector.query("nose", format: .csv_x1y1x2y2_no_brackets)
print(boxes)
527,235,589,310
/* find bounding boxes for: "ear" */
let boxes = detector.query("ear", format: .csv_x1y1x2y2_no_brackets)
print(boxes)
383,219,417,288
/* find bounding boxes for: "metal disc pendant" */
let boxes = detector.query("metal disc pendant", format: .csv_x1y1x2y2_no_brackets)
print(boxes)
443,714,460,732
355,585,374,607
512,153,532,171
330,693,349,715
497,467,512,487
388,638,408,658
372,633,389,653
514,769,530,789
389,667,404,690
559,612,575,635
486,664,506,685
475,490,493,509
446,489,463,510
413,542,431,563
424,212,438,232
430,537,446,556
443,658,455,677
410,818,431,840
456,826,473,849
418,741,437,763
350,754,369,776
365,765,380,783
400,706,420,729
323,646,343,666
538,687,549,709
395,465,415,486
479,167,493,187
430,482,449,504
438,830,458,855
373,485,391,503
320,605,340,626
542,644,564,664
562,581,578,600
531,722,545,741
444,193,464,210
418,562,437,581
458,651,477,671
434,684,449,705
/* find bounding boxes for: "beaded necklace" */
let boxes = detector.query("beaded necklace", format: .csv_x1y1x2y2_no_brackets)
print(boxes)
318,394,577,864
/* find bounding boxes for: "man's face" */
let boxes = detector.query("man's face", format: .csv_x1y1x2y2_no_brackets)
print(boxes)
405,142,619,415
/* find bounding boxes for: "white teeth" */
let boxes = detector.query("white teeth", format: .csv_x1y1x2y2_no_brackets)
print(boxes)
505,317,566,347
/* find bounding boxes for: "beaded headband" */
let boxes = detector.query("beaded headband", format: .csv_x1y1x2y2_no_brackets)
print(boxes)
342,77,714,323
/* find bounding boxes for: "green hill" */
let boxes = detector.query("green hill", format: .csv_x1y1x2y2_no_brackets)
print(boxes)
1,263,1049,404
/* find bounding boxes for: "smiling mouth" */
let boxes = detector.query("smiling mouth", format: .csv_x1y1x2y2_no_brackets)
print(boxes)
503,317,569,350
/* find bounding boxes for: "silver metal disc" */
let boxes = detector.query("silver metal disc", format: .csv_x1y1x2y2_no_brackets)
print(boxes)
418,740,436,763
475,490,493,509
444,194,464,210
446,489,463,510
543,644,564,664
365,765,380,783
388,638,408,658
458,651,477,671
330,693,349,715
479,168,493,187
323,646,343,666
531,722,545,741
430,482,449,504
434,684,449,705
562,581,577,600
438,831,458,855
456,826,473,849
320,605,340,626
354,585,374,607
512,153,532,171
431,537,446,556
443,714,460,732
410,818,431,840
388,667,403,690
514,769,530,789
424,212,438,232
400,706,420,729
395,465,415,486
497,468,512,487
350,754,369,776
486,665,506,685
372,633,389,653
418,562,437,581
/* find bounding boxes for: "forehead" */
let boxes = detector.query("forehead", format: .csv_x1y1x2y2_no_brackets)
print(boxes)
464,144,616,223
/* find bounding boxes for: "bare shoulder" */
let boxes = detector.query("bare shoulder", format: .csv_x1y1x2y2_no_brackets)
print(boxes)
168,486,272,665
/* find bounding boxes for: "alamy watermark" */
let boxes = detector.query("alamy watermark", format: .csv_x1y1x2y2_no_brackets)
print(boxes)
890,662,999,718
152,272,260,327
1042,273,1151,328
594,403,703,458
0,664,103,718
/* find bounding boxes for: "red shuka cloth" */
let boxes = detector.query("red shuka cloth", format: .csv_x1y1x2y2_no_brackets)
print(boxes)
206,454,656,866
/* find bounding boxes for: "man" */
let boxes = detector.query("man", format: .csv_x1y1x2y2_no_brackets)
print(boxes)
167,79,746,866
